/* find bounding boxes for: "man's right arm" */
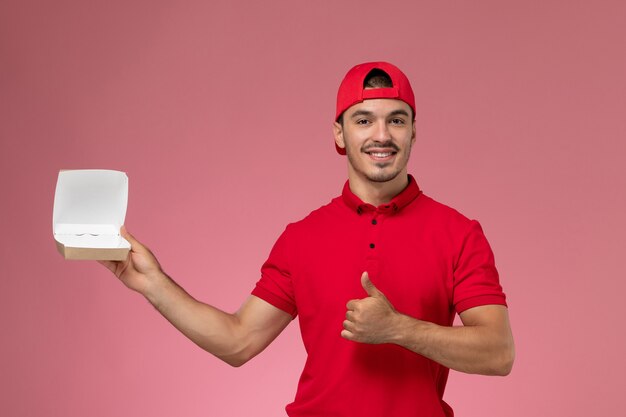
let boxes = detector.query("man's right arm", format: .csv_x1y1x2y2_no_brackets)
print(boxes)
99,227,293,367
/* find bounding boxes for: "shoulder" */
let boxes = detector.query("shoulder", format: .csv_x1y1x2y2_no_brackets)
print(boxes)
411,194,495,266
413,192,474,228
279,196,345,237
291,196,344,225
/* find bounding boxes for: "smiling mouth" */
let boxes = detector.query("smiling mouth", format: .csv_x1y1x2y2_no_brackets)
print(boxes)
366,151,396,158
364,148,398,162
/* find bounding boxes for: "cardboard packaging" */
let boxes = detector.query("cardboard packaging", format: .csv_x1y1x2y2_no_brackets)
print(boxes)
53,169,130,261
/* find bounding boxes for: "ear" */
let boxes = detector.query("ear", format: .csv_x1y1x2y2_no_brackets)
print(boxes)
333,121,346,151
411,120,417,145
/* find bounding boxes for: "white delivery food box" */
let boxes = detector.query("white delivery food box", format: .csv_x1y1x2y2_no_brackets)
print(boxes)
53,170,130,260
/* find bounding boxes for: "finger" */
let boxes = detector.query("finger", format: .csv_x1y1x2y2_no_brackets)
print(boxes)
341,329,355,340
120,226,139,247
361,271,382,298
346,299,358,310
345,310,355,321
120,226,149,255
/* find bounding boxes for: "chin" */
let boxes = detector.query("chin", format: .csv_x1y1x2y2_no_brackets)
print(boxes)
365,169,402,183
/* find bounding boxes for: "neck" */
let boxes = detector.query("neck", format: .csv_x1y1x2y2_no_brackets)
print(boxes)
347,169,410,206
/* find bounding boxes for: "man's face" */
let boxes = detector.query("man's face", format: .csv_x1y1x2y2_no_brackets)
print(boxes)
334,98,416,184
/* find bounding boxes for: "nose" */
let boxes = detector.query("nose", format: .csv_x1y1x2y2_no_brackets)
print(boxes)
372,120,391,142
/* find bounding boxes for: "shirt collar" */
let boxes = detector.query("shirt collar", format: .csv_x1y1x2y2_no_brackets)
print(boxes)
341,175,422,215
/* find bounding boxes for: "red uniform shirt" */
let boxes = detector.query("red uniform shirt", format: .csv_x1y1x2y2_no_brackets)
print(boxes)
252,175,506,416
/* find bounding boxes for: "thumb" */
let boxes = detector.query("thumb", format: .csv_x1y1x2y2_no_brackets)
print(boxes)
361,271,383,298
119,226,161,271
120,226,143,252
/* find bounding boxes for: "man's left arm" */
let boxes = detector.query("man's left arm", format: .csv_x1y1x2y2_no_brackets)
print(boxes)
342,272,515,376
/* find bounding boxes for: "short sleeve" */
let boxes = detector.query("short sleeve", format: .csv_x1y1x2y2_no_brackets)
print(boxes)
252,226,298,317
453,220,507,313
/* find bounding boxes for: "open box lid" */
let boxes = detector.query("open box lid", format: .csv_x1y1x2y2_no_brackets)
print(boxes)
53,169,130,260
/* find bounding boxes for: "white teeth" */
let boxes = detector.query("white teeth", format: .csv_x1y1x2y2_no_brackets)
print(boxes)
371,152,391,157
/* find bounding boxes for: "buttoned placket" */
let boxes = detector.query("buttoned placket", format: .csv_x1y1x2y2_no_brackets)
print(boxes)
359,203,398,279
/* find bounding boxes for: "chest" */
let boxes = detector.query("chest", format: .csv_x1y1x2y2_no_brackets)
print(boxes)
290,213,457,325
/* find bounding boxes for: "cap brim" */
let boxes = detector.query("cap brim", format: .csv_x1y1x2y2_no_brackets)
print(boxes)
335,142,346,155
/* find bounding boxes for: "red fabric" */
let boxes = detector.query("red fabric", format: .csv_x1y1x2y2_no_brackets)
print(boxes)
252,175,506,417
335,61,416,121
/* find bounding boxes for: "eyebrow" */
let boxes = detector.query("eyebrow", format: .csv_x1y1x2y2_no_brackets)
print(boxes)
388,109,410,117
349,109,410,118
349,110,374,118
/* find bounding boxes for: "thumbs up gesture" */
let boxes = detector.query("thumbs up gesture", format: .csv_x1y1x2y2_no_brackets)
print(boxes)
341,272,399,344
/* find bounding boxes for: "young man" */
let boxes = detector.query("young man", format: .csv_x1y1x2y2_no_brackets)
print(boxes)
101,62,514,416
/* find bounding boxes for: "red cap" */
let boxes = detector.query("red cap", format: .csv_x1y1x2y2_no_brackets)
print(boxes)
334,62,415,155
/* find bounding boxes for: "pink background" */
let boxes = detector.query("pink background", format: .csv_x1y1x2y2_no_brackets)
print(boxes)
1,1,625,415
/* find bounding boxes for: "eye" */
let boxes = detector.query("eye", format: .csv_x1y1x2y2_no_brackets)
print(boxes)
389,118,406,125
355,119,370,125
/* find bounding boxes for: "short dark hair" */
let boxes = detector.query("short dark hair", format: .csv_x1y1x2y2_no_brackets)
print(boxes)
337,69,413,124
363,69,393,89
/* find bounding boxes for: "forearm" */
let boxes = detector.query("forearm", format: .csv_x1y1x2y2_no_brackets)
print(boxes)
389,311,515,375
141,271,250,366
